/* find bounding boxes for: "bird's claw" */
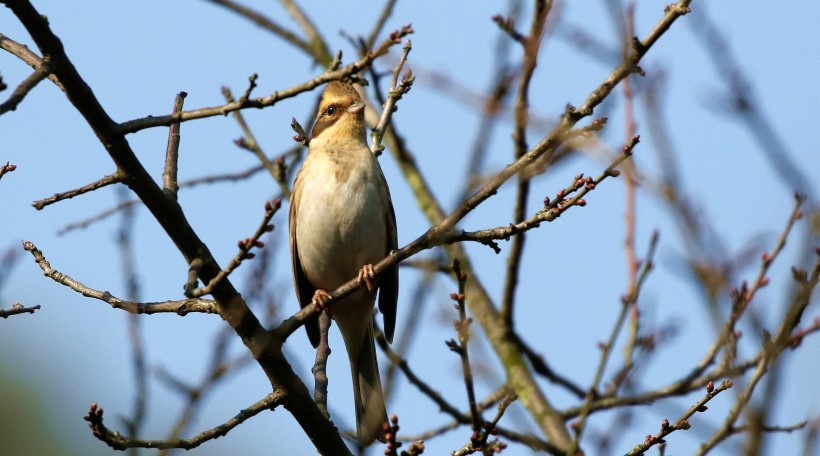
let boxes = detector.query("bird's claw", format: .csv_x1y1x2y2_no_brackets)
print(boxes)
312,289,333,315
357,264,376,291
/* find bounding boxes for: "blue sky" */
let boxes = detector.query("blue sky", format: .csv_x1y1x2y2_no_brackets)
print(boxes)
1,1,818,455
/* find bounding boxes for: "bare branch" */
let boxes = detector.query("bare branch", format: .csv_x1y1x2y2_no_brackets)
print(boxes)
32,172,122,210
186,198,281,298
370,39,414,156
0,161,16,182
0,55,53,114
625,380,734,455
162,91,187,199
0,302,41,318
84,392,283,450
116,25,413,135
21,241,218,315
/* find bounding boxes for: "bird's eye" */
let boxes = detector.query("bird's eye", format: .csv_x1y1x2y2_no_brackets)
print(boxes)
325,105,336,116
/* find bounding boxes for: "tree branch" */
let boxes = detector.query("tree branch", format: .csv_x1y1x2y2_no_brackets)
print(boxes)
84,392,283,451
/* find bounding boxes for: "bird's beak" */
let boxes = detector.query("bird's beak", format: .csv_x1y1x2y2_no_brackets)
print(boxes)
347,101,366,114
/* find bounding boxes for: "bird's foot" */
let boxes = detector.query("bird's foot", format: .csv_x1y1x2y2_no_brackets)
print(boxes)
357,264,376,291
312,289,333,315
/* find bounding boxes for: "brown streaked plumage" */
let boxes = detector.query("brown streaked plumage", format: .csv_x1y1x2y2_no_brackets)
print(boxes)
289,80,398,446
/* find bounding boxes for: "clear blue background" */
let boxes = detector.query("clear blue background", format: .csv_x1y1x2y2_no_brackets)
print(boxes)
1,1,818,455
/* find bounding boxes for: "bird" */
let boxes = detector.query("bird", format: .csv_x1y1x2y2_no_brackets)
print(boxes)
289,80,399,446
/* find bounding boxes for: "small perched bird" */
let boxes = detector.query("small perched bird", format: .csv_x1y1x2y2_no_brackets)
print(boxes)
289,80,398,446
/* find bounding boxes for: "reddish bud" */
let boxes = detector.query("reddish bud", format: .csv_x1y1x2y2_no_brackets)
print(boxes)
706,381,714,393
265,224,275,232
662,419,670,430
577,199,587,207
759,277,770,287
450,293,459,301
677,420,691,430
586,182,596,190
557,189,566,198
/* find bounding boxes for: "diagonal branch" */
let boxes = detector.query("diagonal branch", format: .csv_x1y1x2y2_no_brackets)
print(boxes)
3,3,357,451
0,54,53,114
22,241,218,315
84,392,283,451
32,172,122,210
116,25,412,135
0,302,41,318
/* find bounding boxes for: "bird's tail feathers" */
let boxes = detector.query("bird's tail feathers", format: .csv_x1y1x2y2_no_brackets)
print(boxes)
351,323,388,446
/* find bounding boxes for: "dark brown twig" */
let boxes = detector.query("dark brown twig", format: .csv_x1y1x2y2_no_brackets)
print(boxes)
84,392,282,451
447,260,481,432
0,161,16,182
0,302,41,318
0,55,52,114
32,172,122,210
162,91,187,199
625,380,734,455
501,0,553,328
186,198,281,298
116,26,413,134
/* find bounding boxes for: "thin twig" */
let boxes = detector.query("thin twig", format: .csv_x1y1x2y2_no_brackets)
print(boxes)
162,91,187,199
0,161,16,182
0,33,64,91
364,0,398,52
369,39,414,156
186,198,281,298
21,241,218,315
447,260,481,432
698,251,820,454
32,172,122,210
501,0,552,328
202,0,319,63
84,392,283,450
0,302,41,318
0,55,52,114
116,186,148,452
277,0,334,66
570,230,658,453
56,152,297,236
116,26,413,134
449,136,640,253
625,380,734,455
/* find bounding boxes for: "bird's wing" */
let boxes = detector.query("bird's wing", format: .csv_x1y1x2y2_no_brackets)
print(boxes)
377,168,399,344
289,170,320,348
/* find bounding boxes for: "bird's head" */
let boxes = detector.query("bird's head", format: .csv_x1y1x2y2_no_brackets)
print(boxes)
310,80,367,143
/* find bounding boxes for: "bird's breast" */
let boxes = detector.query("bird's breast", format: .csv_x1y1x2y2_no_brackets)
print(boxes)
295,149,388,292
